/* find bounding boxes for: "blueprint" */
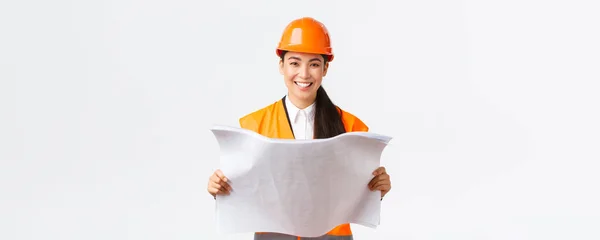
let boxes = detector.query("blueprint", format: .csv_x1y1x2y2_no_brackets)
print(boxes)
210,125,393,237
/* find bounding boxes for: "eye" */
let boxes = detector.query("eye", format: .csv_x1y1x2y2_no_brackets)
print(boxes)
311,63,320,67
289,62,299,66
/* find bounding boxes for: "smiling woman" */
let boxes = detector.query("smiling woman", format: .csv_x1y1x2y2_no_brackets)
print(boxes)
206,17,392,239
278,50,347,140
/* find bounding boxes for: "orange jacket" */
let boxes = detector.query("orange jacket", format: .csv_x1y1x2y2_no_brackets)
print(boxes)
239,96,369,238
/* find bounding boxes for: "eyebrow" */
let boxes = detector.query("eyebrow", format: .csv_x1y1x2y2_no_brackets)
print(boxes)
287,56,322,62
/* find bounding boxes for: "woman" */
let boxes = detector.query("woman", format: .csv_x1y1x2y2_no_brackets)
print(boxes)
207,17,392,239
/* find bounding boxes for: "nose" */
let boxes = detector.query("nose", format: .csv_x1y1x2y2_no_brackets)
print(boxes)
298,65,310,79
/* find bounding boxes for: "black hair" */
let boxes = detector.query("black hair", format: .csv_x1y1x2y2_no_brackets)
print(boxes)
279,51,346,139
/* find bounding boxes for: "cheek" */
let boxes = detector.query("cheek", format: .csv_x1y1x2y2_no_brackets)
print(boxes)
283,68,297,80
310,69,324,79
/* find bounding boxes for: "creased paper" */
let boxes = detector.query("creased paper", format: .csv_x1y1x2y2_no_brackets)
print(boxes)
210,125,392,237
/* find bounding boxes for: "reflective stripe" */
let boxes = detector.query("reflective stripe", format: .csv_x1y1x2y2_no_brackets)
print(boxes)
254,233,353,240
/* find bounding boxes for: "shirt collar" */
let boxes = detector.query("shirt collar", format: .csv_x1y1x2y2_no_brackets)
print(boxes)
285,95,315,123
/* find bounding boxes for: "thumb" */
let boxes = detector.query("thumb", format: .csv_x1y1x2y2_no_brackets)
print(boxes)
373,166,386,175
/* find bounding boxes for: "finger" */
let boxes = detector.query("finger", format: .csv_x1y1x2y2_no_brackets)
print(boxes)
208,186,229,195
372,166,386,176
374,185,391,195
210,182,231,194
215,169,228,183
208,186,220,195
374,184,391,191
368,174,389,189
368,175,383,189
210,172,229,186
210,173,222,184
368,177,379,189
221,181,232,191
371,180,391,191
212,180,232,192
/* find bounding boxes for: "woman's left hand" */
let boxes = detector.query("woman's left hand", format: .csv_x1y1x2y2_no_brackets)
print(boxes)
368,166,391,198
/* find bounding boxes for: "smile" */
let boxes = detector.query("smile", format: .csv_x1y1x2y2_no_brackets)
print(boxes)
294,81,313,88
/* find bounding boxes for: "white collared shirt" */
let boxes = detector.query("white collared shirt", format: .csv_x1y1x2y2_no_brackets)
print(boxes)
285,95,315,140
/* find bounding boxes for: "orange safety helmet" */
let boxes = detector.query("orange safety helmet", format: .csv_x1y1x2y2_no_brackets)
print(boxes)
276,17,334,62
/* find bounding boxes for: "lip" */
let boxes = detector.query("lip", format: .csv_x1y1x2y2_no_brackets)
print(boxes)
294,81,313,91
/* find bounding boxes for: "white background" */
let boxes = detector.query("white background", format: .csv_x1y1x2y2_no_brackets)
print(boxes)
1,0,599,239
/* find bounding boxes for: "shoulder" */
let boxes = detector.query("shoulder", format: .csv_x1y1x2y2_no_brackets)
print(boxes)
239,99,281,132
337,107,369,132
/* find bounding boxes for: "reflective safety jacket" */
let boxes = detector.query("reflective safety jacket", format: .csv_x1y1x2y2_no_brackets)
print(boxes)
239,96,369,240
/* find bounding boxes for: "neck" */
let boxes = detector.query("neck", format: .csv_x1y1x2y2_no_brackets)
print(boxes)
287,94,315,109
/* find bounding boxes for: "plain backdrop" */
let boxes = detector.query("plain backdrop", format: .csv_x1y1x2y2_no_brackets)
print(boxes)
1,0,599,239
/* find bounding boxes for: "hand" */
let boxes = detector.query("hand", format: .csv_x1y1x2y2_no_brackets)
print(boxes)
368,166,391,198
207,169,231,198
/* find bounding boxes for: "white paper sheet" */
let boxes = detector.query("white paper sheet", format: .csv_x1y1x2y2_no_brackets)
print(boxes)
210,125,393,237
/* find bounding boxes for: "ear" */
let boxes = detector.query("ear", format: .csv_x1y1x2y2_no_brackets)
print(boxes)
323,62,329,76
279,59,284,75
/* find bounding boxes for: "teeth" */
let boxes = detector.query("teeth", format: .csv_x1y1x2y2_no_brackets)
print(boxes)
295,82,312,88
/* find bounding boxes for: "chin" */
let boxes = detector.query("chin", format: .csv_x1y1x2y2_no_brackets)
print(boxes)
292,91,317,101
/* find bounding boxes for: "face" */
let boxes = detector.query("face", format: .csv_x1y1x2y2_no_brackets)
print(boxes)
279,51,329,108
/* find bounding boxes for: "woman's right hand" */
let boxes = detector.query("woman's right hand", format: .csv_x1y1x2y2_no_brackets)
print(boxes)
207,169,231,198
